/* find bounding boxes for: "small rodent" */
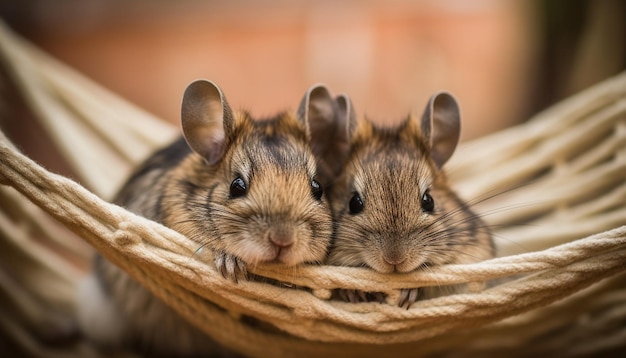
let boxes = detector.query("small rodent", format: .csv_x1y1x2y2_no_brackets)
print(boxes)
327,92,495,309
77,80,351,356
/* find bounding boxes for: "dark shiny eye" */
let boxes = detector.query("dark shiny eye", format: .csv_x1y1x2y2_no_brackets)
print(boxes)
311,179,323,200
421,190,435,213
349,193,364,214
229,177,247,198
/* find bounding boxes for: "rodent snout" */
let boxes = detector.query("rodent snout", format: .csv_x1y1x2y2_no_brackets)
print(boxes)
382,253,408,272
267,226,296,248
383,255,407,266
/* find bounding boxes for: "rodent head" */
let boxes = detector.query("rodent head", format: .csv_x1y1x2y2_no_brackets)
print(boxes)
163,80,351,267
329,93,493,273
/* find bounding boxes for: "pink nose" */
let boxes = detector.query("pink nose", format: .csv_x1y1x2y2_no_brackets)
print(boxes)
268,228,295,248
383,255,407,270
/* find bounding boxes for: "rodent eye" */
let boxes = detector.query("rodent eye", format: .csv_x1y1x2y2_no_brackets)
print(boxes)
311,179,323,200
420,190,435,213
229,177,247,198
348,193,364,214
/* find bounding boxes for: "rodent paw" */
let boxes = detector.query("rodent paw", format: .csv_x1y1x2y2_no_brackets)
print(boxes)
214,252,248,283
398,288,421,309
334,289,386,304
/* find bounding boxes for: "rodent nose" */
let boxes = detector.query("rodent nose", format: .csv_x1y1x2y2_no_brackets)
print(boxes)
268,227,295,248
383,255,407,269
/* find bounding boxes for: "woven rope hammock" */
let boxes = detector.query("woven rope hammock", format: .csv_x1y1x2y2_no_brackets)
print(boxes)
1,21,625,357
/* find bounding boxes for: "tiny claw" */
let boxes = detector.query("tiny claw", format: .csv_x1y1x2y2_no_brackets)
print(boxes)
214,252,248,283
337,289,353,303
237,258,249,281
335,289,386,304
357,290,368,302
398,288,421,309
335,289,361,303
371,292,386,304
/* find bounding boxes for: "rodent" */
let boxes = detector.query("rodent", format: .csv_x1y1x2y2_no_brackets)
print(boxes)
327,92,495,309
77,80,351,356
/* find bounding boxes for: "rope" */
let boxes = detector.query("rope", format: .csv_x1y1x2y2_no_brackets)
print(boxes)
1,120,626,353
0,19,625,356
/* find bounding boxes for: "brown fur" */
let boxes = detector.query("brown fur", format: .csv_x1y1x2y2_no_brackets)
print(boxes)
328,112,495,307
81,84,337,357
160,112,331,268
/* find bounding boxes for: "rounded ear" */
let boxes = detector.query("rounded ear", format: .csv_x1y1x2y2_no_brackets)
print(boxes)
181,79,234,165
297,83,334,138
334,93,357,145
420,92,461,168
297,84,356,186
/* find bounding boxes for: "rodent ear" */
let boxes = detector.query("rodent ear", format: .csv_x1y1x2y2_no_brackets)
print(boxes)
181,79,234,165
297,83,335,138
298,84,356,186
420,92,461,168
335,93,357,144
331,93,356,170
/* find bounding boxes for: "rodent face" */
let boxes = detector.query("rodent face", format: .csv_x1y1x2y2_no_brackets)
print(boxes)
165,111,333,267
328,117,493,273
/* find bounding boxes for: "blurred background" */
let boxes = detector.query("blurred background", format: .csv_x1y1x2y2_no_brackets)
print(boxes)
0,0,625,178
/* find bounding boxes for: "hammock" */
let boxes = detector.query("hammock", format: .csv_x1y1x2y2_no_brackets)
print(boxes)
1,20,625,357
